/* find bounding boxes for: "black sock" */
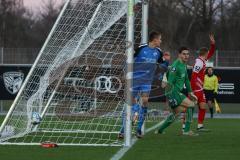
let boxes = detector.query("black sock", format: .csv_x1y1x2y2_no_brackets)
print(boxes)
209,108,214,118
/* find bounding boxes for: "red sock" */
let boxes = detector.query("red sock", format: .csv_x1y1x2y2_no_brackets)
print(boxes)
198,108,206,124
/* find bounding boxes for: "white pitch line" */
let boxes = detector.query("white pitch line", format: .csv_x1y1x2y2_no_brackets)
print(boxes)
110,138,137,160
110,121,163,160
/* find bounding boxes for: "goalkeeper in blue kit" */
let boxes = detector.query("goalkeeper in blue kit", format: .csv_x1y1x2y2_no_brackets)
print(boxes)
119,31,169,138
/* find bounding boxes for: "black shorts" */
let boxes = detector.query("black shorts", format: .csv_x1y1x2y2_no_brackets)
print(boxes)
204,89,215,102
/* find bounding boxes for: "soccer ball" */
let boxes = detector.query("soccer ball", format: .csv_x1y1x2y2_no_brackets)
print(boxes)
31,112,42,125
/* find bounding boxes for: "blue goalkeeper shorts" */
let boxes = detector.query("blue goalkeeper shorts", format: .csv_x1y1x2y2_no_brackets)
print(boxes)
132,84,151,98
132,104,140,113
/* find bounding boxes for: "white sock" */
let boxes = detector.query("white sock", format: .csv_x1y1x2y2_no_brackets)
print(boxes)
198,124,203,128
182,124,185,129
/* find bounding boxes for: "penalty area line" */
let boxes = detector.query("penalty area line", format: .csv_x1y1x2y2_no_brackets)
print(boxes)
110,121,163,160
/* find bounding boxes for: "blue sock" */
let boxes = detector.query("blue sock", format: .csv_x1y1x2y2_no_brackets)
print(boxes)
137,107,148,134
120,109,125,134
120,104,140,134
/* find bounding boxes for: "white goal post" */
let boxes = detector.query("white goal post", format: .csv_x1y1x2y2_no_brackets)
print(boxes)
0,0,148,146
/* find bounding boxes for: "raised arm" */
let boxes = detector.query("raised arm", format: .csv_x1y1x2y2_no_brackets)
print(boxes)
206,34,216,60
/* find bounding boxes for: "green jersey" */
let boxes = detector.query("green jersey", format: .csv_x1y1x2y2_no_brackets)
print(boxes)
167,59,192,93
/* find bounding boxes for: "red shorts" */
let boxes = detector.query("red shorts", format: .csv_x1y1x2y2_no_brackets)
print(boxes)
194,91,206,103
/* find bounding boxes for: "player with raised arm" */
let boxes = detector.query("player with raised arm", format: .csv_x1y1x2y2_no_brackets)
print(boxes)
155,47,198,136
118,31,169,138
190,34,216,131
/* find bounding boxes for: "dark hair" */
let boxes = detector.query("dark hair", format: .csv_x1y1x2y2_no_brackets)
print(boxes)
199,47,208,56
149,31,161,42
206,67,214,74
207,67,213,71
178,46,189,54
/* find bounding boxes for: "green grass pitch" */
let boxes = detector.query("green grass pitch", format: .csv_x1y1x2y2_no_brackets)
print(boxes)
122,119,240,160
0,118,240,160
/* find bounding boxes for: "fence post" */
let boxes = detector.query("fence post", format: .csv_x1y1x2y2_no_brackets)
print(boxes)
0,47,3,113
0,101,3,114
1,47,3,64
215,50,219,67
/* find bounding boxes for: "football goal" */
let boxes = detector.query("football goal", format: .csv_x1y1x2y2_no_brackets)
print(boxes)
0,0,147,146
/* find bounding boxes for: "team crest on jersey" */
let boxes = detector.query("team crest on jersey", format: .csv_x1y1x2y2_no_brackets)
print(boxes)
171,67,176,72
3,72,24,95
153,52,158,57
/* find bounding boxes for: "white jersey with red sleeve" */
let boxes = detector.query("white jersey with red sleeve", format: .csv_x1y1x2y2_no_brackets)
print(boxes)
191,57,206,93
191,43,215,93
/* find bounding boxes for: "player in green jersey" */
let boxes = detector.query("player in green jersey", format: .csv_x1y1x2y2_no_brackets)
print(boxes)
156,47,198,136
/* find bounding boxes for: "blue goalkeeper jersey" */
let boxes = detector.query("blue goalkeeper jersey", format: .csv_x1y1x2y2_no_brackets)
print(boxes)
133,44,167,84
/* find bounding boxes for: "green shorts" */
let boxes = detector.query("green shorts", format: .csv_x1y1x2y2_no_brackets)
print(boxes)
167,91,187,109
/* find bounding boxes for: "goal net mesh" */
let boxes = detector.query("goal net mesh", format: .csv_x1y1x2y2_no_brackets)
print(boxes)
0,0,143,146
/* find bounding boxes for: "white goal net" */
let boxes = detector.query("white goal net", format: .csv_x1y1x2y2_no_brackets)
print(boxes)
0,0,143,146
